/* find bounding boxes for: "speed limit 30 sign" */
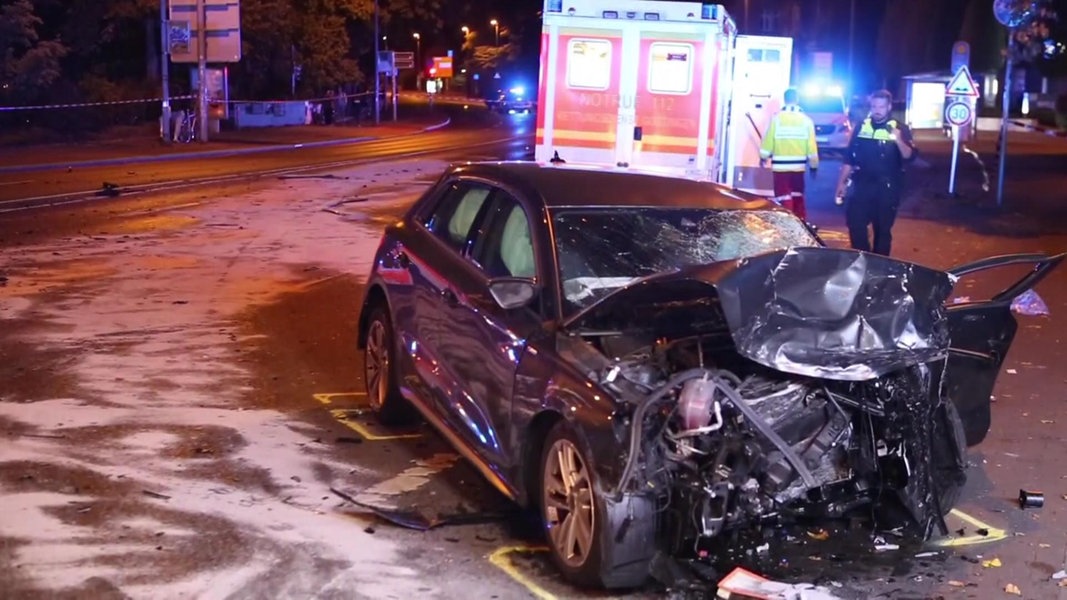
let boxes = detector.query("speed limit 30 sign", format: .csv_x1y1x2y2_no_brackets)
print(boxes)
945,100,973,127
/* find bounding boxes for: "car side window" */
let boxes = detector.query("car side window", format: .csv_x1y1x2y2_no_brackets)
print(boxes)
473,192,537,279
423,182,492,252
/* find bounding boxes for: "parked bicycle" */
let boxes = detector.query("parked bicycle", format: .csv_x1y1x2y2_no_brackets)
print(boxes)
174,110,197,143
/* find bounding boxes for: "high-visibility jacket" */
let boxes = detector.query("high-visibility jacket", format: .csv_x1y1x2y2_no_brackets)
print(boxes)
759,105,819,173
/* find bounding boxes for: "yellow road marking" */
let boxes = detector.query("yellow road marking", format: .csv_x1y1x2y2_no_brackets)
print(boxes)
314,392,422,441
935,508,1008,547
487,545,555,600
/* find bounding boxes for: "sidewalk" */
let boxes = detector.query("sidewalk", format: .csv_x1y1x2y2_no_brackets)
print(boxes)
0,114,449,172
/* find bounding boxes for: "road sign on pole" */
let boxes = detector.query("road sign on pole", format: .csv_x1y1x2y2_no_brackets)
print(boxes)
394,51,415,69
945,99,973,127
945,65,979,97
951,40,970,73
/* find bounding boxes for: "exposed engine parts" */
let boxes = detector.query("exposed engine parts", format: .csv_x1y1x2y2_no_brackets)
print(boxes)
599,335,966,555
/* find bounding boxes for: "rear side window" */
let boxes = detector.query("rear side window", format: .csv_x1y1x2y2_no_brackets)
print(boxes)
422,183,492,252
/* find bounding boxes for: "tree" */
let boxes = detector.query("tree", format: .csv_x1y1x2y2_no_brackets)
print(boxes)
0,0,68,104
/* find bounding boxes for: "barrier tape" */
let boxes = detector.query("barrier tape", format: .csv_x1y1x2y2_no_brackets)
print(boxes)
1007,119,1067,137
0,95,196,112
0,90,380,112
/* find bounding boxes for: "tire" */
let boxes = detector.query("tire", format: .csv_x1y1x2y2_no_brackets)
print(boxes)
362,305,416,426
540,420,606,588
932,399,968,515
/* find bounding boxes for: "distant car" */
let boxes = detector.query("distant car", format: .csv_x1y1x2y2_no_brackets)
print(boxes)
356,161,1062,589
486,85,535,113
799,88,852,155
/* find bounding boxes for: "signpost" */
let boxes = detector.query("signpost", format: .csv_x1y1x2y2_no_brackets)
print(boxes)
943,64,978,196
166,0,241,143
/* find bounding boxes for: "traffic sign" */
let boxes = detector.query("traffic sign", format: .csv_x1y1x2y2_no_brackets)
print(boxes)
394,51,415,69
945,100,973,127
946,65,979,98
951,41,970,73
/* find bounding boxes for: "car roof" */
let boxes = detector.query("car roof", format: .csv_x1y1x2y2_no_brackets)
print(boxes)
446,161,783,211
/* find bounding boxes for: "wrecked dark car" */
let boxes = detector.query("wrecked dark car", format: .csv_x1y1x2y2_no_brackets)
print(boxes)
356,161,1063,589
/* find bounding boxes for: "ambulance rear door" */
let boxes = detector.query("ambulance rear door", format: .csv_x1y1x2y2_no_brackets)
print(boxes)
724,35,793,196
537,1,731,178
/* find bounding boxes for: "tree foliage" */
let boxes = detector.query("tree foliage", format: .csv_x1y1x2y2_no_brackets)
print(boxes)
0,0,68,104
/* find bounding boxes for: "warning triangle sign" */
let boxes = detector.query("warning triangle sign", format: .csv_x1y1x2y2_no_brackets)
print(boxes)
946,65,979,97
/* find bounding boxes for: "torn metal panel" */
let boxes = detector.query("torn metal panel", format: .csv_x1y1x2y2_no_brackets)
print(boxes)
567,247,956,381
718,248,956,381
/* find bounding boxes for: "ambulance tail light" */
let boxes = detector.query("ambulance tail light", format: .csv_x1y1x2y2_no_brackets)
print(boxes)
602,10,618,18
643,12,660,20
701,4,720,20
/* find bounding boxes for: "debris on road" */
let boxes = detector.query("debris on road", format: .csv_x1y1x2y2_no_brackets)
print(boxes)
982,557,1002,568
806,528,830,541
716,567,843,600
1019,489,1045,509
1004,582,1022,595
142,489,172,500
1011,289,1050,316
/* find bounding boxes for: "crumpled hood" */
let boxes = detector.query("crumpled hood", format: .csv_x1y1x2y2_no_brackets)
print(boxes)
565,247,956,381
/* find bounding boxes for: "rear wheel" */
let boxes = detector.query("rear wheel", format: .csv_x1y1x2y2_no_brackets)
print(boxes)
363,305,416,426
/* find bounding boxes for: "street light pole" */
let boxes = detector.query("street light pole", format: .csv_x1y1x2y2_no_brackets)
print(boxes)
848,0,855,82
413,32,421,70
196,0,208,142
491,19,499,46
374,0,380,124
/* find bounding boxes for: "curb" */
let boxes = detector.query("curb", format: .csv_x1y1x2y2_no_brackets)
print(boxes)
0,116,453,175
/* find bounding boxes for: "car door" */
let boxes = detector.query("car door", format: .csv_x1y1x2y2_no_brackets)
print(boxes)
398,180,494,420
432,187,544,469
944,253,1063,446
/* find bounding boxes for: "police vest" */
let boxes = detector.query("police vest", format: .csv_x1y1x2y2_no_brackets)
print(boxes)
851,117,906,181
759,106,819,173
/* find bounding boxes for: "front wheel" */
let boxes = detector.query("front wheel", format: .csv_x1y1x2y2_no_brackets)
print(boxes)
541,421,604,587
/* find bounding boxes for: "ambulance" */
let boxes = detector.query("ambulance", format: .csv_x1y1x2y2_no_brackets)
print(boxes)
534,0,793,196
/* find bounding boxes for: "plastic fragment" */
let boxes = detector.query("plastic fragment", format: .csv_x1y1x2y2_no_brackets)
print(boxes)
807,528,830,541
948,580,966,587
982,557,1002,568
1004,583,1021,595
1053,570,1067,580
914,551,939,558
1011,289,1050,316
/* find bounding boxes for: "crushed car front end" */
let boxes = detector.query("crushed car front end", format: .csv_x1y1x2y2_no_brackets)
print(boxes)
560,247,1062,572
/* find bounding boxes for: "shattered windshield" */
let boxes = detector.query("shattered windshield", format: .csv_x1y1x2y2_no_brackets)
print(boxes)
553,208,820,314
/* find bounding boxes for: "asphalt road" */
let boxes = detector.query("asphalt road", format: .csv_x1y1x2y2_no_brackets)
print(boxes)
1,110,1066,600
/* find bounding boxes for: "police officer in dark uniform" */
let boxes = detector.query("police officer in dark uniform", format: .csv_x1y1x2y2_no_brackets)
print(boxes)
834,89,917,256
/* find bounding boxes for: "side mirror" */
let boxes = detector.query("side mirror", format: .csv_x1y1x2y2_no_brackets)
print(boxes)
489,278,538,310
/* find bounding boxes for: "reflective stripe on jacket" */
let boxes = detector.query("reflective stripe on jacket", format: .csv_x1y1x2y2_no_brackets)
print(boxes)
857,117,899,141
759,105,819,173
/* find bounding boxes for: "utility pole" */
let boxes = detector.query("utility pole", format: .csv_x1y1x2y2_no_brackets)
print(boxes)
848,0,855,83
160,0,172,144
373,0,380,125
197,0,209,142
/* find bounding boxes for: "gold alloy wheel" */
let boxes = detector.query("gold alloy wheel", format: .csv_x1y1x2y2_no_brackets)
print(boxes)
364,319,390,410
542,438,596,568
